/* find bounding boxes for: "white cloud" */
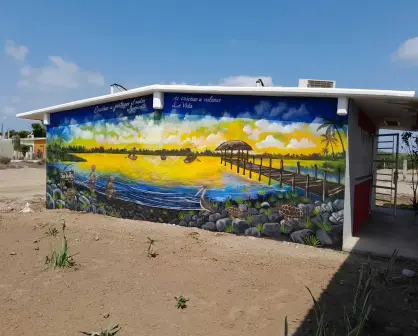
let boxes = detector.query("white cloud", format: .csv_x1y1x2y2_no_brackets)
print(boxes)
281,104,310,120
256,135,285,149
20,66,31,77
393,37,418,63
73,127,93,139
5,40,29,61
15,55,105,90
255,119,302,133
243,124,261,140
219,75,273,87
286,138,316,149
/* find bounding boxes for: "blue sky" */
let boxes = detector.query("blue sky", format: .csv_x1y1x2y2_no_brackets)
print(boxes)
1,0,418,131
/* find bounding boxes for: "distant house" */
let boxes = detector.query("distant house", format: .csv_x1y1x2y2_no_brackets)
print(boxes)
20,136,46,159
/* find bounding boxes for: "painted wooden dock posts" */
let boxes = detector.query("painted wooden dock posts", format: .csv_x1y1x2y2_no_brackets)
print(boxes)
216,140,344,201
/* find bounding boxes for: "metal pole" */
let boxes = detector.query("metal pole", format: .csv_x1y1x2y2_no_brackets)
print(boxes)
291,173,295,191
259,158,263,181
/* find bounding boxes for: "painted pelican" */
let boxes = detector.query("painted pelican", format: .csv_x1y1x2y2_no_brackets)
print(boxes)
195,185,217,213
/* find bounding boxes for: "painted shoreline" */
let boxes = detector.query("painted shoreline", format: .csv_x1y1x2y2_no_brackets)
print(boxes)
46,179,345,248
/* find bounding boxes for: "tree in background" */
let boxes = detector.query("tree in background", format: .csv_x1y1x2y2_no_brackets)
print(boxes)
18,130,31,138
401,131,418,209
20,145,30,159
31,123,46,137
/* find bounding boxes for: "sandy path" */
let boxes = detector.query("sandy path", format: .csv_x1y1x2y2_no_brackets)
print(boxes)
0,167,45,200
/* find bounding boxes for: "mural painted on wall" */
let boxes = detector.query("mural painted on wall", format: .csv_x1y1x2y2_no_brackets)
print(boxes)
46,93,347,247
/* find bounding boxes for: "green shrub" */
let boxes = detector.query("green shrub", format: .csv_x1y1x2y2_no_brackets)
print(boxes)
45,235,75,268
224,225,234,233
264,208,272,216
0,156,11,164
246,215,254,224
303,216,313,229
318,221,332,232
303,235,321,247
175,296,189,309
255,224,263,232
280,225,291,234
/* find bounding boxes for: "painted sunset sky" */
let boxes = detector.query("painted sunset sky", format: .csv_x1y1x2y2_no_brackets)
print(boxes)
48,93,347,155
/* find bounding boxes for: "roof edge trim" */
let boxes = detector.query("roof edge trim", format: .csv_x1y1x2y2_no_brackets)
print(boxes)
16,84,417,120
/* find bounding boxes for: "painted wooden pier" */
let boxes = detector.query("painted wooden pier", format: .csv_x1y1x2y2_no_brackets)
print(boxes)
221,155,344,200
215,140,345,200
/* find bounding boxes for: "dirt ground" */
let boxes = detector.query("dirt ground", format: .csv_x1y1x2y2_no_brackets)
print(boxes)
1,168,418,335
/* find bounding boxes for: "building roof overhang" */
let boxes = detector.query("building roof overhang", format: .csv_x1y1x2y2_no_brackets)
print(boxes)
15,84,418,130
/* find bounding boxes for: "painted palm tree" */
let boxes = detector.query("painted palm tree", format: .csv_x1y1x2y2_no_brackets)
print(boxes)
321,132,338,159
321,146,329,157
317,116,346,155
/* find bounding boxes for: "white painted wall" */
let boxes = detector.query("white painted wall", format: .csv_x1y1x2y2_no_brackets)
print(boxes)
342,100,375,250
0,139,13,159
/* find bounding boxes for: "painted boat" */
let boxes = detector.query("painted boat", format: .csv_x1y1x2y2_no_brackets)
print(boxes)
184,155,197,164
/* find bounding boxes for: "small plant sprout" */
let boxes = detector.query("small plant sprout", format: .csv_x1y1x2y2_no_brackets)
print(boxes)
188,210,195,216
318,220,332,232
224,225,234,233
147,237,158,258
303,216,313,229
45,235,75,269
303,235,321,247
224,198,233,208
45,227,59,237
280,225,291,234
255,201,261,209
256,224,263,233
178,212,185,220
80,323,121,336
257,190,265,196
264,208,272,216
211,202,219,209
246,215,254,224
244,200,252,208
175,296,189,309
235,197,244,204
313,208,321,215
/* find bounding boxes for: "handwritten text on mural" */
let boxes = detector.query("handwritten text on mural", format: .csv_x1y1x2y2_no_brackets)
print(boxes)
93,98,147,115
171,95,222,109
